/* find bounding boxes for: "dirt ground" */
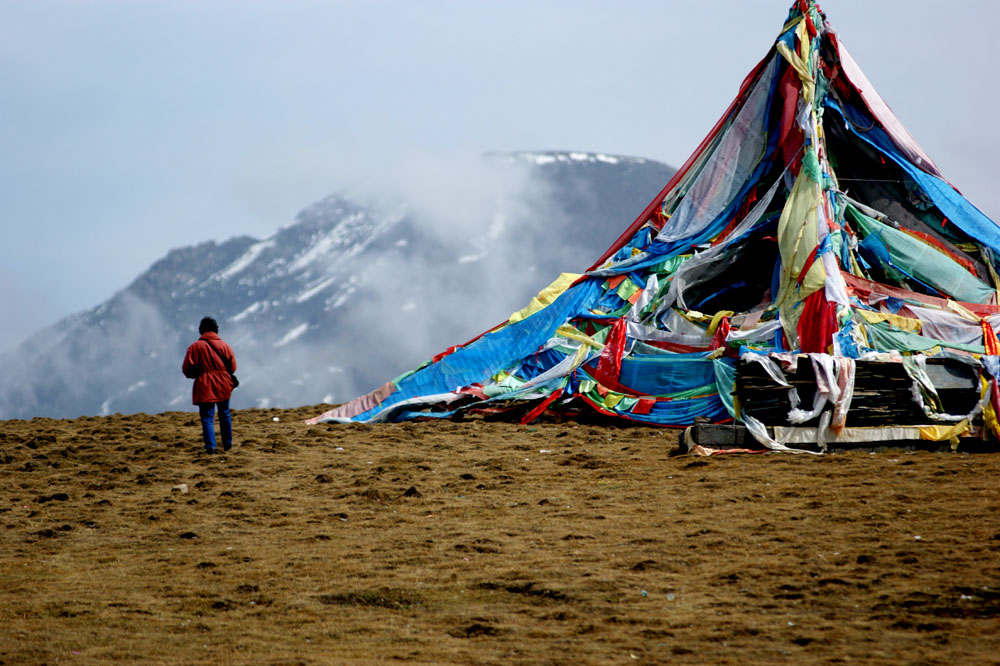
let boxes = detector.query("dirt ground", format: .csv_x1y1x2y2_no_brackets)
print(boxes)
2,406,1000,665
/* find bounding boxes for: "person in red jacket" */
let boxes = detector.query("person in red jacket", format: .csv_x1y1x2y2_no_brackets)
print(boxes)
182,317,237,454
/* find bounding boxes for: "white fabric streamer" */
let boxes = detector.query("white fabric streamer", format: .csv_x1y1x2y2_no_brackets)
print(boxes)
657,56,779,244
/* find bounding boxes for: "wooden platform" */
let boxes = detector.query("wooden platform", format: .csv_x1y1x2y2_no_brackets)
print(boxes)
736,356,980,427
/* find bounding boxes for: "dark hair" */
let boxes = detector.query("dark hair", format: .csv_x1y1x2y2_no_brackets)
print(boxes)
199,317,219,334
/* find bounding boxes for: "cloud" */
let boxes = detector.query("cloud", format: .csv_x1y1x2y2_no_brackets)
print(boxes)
0,268,65,353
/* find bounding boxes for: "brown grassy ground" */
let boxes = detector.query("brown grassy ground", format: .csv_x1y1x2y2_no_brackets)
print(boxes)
2,406,1000,665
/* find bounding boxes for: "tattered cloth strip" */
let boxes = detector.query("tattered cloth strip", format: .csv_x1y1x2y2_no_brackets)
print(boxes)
689,445,769,457
797,291,838,353
772,424,968,446
900,304,1000,346
507,273,582,324
520,388,564,425
305,380,396,424
918,420,971,450
831,357,855,433
982,320,1000,355
593,317,629,386
842,272,1000,317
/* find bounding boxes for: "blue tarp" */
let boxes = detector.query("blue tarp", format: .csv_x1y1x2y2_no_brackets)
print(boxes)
618,352,719,396
348,278,604,422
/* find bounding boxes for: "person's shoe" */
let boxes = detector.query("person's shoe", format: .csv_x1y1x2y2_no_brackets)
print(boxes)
204,447,217,454
222,442,232,452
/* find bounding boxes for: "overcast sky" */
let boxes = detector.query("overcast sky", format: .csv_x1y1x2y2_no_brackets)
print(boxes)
2,0,997,351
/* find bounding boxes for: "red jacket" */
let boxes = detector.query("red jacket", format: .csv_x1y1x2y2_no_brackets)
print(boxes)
182,332,237,404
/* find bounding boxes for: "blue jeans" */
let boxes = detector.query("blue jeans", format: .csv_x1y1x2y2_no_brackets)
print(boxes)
198,400,232,451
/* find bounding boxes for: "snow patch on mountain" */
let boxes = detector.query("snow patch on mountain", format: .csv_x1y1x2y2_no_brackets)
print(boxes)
296,277,337,303
231,301,264,322
219,240,275,280
275,323,309,347
503,150,647,167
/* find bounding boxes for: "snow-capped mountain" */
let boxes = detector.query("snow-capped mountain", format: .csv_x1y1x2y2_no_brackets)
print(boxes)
0,152,675,419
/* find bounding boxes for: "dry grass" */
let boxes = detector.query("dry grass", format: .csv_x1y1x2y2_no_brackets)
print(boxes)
2,406,1000,664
